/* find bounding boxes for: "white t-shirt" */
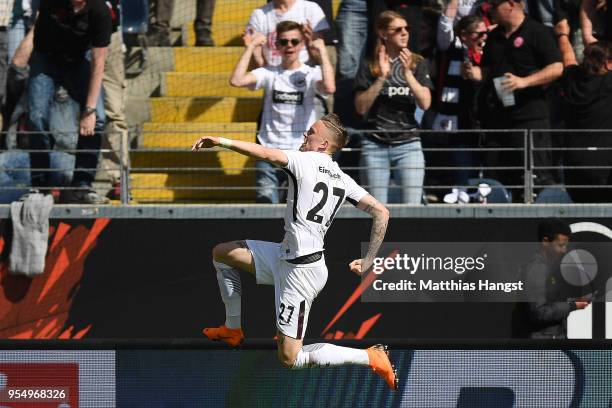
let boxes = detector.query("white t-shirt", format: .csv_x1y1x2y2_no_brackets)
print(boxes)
280,151,368,259
247,0,329,67
252,63,323,150
456,0,481,17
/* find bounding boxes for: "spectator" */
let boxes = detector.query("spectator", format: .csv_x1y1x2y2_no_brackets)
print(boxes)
148,0,174,46
430,13,488,192
5,1,37,127
194,0,215,46
8,0,36,61
245,0,330,67
0,0,13,129
333,0,368,180
436,0,484,52
521,2,582,59
512,219,589,339
5,22,31,134
27,0,111,204
382,0,443,60
355,10,432,204
559,40,612,203
523,0,576,130
336,0,368,81
100,0,128,200
580,0,611,45
476,0,563,195
230,20,335,203
524,0,565,28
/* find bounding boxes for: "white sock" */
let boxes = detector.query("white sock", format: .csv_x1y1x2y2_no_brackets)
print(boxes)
292,343,369,369
213,261,242,329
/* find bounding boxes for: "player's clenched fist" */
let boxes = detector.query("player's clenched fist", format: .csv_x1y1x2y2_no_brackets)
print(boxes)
192,136,219,151
349,258,364,276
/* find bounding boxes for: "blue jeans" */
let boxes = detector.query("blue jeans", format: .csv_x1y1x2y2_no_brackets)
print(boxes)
334,1,368,136
335,0,368,80
255,160,287,204
8,18,27,62
0,151,75,203
360,138,425,204
27,52,105,188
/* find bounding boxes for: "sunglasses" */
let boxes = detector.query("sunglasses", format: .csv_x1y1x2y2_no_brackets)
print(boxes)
490,0,510,10
388,25,409,34
469,30,488,38
276,38,301,47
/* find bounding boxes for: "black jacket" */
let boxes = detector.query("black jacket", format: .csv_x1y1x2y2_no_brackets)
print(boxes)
512,252,576,339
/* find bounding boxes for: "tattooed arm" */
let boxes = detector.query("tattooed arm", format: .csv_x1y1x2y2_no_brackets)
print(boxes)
349,194,390,276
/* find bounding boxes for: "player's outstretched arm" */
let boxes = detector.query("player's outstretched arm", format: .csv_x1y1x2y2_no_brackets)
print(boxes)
349,194,390,276
192,136,288,167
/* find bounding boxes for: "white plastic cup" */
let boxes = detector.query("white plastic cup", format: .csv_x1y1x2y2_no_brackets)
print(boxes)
493,76,516,107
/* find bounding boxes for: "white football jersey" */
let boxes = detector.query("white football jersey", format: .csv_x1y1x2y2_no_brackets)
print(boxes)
251,64,323,150
280,150,368,259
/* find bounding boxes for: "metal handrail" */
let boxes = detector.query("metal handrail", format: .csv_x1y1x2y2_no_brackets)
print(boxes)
0,129,609,204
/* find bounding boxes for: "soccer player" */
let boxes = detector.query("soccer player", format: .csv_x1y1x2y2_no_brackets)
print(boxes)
192,113,397,390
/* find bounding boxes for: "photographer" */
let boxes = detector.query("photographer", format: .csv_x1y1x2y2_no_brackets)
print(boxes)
512,219,589,339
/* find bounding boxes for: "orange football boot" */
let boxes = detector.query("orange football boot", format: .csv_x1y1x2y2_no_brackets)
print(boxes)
366,344,398,390
203,325,244,348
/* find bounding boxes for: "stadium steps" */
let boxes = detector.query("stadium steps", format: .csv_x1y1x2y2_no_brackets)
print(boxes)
141,122,258,148
180,0,266,46
211,0,266,23
183,23,246,47
173,47,244,72
134,0,341,203
162,72,263,97
131,123,257,202
130,173,255,203
131,151,253,174
181,0,342,46
141,50,261,202
149,96,262,123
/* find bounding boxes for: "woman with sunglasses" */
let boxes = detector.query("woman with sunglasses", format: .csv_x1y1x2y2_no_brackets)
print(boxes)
230,20,335,203
354,10,433,204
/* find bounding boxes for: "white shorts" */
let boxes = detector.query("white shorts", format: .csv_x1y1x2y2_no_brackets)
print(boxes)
246,240,328,340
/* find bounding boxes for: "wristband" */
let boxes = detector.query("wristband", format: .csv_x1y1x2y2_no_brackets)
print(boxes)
218,137,233,148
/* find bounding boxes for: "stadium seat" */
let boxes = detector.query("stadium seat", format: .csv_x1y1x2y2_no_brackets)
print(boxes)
534,187,573,204
468,178,512,203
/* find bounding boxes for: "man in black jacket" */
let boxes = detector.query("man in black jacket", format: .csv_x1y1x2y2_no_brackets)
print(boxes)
28,0,111,204
512,219,589,339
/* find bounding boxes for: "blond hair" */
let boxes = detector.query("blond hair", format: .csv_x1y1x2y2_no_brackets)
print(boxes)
319,113,348,152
